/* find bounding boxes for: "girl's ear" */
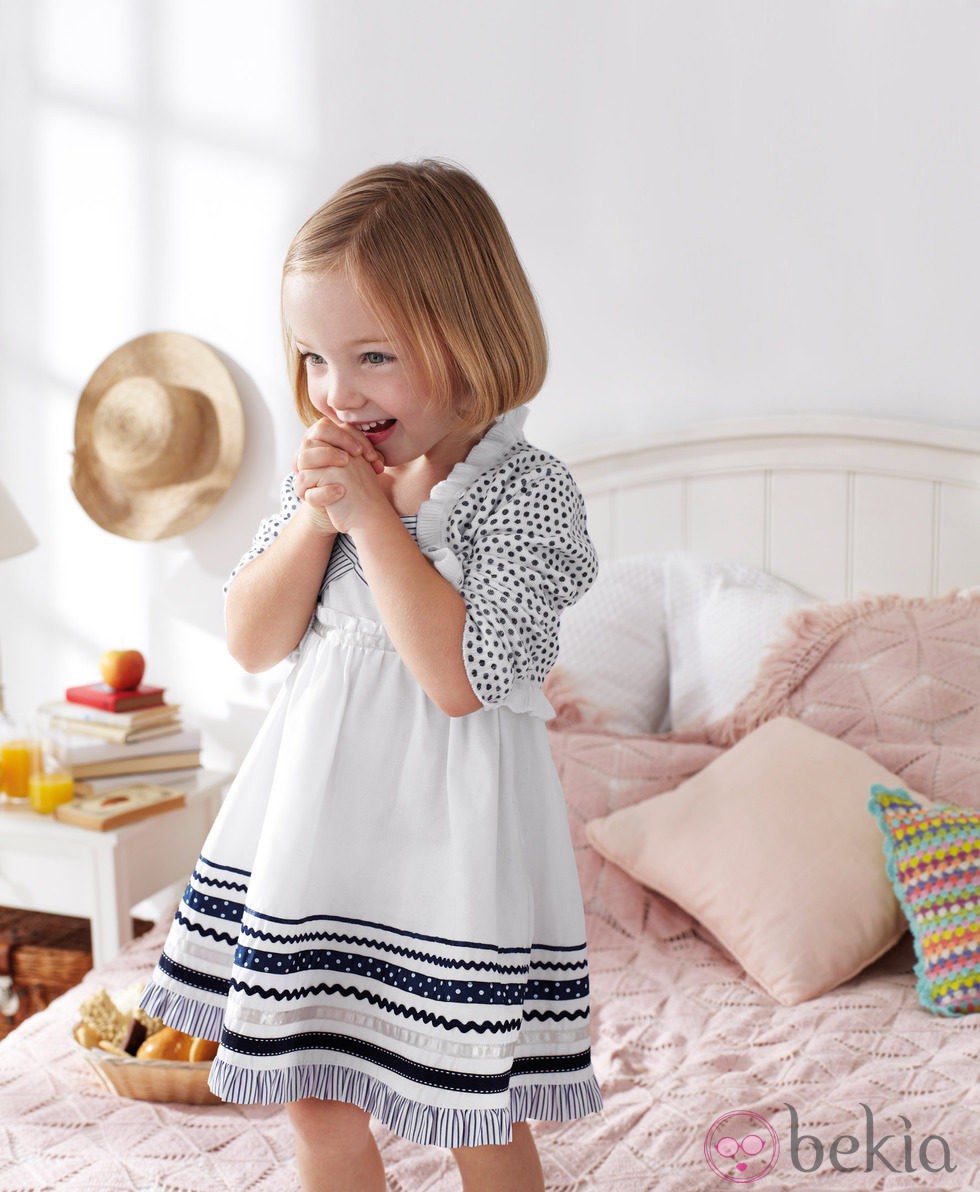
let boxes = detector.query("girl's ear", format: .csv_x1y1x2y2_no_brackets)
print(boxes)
452,386,480,427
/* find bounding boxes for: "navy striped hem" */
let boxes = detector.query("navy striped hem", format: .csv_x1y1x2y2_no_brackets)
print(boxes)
221,1026,512,1092
219,1023,593,1091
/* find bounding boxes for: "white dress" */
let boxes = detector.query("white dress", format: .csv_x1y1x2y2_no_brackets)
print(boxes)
140,407,603,1147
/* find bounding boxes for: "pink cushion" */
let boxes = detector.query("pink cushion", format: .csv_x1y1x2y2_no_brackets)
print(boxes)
584,718,910,1005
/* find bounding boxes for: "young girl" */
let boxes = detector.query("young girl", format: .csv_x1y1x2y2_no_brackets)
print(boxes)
140,159,602,1191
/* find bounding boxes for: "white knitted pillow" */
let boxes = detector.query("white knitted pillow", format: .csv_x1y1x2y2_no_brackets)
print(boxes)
555,554,670,736
665,553,815,732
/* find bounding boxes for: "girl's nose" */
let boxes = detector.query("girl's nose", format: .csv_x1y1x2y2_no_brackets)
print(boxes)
333,383,364,412
322,373,364,414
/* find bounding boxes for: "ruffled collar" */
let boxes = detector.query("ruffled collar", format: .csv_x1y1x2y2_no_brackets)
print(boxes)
415,406,529,582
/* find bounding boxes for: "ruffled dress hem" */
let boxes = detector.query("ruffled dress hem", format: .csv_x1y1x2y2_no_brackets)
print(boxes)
140,972,602,1148
140,978,226,1042
208,1059,603,1148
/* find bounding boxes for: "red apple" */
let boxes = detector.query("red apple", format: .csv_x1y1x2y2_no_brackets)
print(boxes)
99,649,146,691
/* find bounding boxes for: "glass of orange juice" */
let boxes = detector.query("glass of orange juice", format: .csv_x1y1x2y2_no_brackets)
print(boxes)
28,749,74,814
0,713,38,802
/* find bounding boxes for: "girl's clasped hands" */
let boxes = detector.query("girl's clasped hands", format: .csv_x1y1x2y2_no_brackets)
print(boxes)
293,417,387,535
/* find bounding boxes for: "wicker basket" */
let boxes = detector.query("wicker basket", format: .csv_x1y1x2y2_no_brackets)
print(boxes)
77,1043,220,1104
0,908,92,1038
0,907,155,1038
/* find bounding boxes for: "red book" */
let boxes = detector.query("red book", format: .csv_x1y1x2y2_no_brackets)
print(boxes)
65,683,166,712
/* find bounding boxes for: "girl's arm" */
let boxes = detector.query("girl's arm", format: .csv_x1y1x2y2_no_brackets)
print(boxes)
226,420,385,673
225,504,336,672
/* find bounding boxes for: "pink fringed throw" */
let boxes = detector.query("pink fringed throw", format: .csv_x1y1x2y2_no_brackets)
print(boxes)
683,591,980,806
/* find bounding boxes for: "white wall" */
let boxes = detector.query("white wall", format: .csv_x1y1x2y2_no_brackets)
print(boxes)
2,0,979,768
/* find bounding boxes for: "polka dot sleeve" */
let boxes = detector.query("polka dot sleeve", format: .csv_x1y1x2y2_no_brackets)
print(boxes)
446,446,598,709
222,472,300,595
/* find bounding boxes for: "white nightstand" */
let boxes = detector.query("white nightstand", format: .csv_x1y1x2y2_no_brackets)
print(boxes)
0,769,231,967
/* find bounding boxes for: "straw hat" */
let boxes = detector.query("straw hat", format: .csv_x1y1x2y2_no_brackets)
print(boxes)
71,332,245,540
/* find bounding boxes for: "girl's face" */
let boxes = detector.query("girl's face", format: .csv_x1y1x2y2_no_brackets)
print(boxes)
284,269,476,472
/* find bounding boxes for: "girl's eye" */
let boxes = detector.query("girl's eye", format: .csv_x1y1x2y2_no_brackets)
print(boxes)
363,351,391,366
303,352,325,367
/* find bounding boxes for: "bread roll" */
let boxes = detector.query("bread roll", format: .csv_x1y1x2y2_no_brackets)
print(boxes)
188,1036,219,1063
135,1025,194,1061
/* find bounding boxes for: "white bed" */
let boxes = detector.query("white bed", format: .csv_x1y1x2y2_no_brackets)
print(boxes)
1,415,979,1191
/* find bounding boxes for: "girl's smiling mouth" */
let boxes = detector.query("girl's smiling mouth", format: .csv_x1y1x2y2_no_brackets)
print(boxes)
353,418,397,446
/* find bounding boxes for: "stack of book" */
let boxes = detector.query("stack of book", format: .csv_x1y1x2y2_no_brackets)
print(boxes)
41,682,201,780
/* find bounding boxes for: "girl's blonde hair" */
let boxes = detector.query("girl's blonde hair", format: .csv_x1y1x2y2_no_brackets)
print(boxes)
282,159,548,430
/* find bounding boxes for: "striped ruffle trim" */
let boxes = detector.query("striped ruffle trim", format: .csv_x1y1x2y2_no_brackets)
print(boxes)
207,1058,603,1148
140,977,226,1042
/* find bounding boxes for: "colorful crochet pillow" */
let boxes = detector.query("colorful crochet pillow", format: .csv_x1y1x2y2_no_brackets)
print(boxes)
868,786,980,1016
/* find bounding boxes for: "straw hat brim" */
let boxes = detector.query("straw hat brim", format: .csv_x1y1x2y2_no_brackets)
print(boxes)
71,332,245,541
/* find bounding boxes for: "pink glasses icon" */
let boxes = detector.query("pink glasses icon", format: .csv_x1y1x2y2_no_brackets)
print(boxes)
715,1134,767,1167
704,1110,779,1182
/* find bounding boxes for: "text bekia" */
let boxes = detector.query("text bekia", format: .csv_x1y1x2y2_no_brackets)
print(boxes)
786,1104,955,1174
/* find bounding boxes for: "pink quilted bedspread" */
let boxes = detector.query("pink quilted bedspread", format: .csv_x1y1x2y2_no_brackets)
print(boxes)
2,730,979,1191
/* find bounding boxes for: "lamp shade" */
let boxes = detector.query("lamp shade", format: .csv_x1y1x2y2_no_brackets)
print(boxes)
0,479,38,561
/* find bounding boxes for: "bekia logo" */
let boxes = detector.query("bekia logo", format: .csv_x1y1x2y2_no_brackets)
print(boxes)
704,1104,955,1182
785,1104,955,1176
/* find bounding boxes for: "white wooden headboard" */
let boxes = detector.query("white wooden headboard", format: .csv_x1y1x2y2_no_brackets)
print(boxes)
567,416,980,601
